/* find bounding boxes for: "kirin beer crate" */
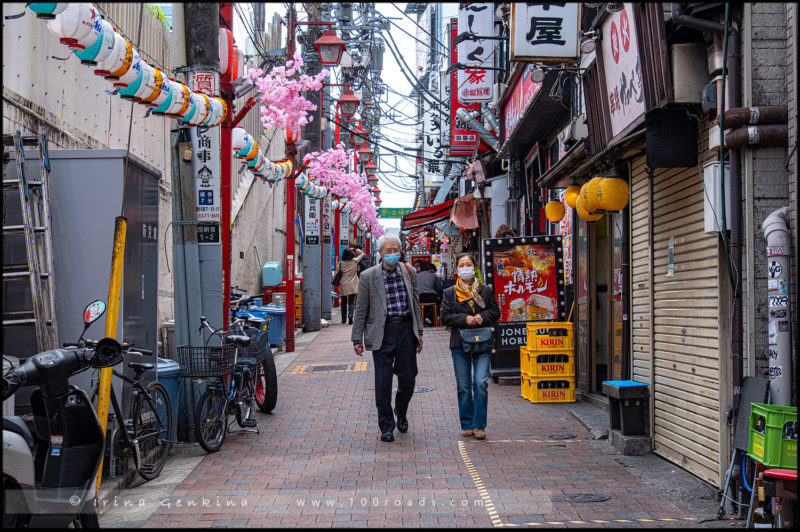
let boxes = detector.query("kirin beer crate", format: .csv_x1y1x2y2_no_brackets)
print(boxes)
529,353,574,378
529,377,576,404
526,322,574,352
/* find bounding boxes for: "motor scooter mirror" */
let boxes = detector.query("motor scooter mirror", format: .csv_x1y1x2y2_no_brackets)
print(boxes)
83,300,106,326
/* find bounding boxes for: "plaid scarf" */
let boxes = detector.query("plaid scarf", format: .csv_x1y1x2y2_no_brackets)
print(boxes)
455,278,485,311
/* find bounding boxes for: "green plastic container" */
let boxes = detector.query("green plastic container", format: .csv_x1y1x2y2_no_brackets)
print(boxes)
747,403,797,469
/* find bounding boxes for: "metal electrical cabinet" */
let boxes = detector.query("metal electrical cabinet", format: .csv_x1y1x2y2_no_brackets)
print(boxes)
2,149,160,414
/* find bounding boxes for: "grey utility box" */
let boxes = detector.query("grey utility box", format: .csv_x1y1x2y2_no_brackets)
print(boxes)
3,149,160,414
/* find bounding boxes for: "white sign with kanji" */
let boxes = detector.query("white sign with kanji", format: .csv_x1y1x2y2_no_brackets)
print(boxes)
510,3,581,62
188,70,220,97
600,3,646,137
423,75,444,186
191,125,221,222
457,2,495,103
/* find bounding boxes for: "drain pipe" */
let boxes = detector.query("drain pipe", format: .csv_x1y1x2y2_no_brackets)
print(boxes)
761,207,793,406
456,107,501,152
481,103,502,137
671,2,725,34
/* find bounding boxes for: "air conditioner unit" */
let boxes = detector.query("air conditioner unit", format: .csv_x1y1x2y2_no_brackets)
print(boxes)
671,42,710,104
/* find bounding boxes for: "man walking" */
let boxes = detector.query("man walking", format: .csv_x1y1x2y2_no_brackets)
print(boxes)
352,234,424,442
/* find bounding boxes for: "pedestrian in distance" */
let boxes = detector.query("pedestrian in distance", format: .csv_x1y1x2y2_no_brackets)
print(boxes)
351,233,424,442
418,263,443,326
334,247,364,325
495,224,516,238
352,243,371,275
440,252,501,440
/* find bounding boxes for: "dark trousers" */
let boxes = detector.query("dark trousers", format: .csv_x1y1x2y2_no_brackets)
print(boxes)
419,293,439,304
371,319,418,434
340,294,355,323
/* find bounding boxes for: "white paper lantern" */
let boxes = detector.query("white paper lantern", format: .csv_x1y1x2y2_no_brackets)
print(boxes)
204,97,224,126
153,79,178,114
163,80,188,116
46,3,95,50
73,10,101,53
235,46,246,81
76,15,113,65
147,72,171,108
28,3,69,19
94,31,125,77
247,151,264,171
111,46,140,87
117,58,144,99
178,92,198,123
231,127,248,152
219,27,233,76
138,66,165,105
131,62,155,101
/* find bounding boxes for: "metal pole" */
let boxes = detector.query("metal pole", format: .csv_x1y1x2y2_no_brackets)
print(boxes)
220,2,233,327
285,6,297,351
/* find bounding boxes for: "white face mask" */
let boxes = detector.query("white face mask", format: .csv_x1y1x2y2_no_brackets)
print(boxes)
458,266,475,281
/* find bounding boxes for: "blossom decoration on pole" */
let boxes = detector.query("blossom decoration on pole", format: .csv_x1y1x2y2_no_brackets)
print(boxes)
246,51,328,132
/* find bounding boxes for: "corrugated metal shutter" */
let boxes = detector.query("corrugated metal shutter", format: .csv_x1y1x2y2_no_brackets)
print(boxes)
628,120,724,485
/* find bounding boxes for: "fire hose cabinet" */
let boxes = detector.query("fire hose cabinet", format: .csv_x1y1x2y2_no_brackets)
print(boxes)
602,380,649,436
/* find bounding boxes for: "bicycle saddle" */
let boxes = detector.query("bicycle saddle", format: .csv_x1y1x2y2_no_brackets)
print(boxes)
128,362,154,372
225,335,251,347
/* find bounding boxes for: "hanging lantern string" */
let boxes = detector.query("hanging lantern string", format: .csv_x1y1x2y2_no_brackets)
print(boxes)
121,3,145,219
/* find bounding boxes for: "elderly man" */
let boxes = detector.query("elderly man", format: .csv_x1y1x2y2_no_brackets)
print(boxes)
352,233,424,442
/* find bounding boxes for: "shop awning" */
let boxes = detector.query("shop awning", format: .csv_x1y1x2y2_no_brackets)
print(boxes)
401,198,456,231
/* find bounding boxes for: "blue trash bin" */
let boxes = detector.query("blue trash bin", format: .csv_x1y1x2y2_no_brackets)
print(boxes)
157,357,181,440
264,303,286,345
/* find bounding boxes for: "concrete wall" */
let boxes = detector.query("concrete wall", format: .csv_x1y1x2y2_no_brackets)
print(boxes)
2,2,175,335
740,3,791,378
785,3,798,401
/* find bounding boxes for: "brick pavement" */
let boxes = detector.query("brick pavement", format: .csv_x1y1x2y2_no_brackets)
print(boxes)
141,321,715,528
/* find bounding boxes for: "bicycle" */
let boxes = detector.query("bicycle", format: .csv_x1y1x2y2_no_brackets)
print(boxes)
84,341,172,481
179,316,261,453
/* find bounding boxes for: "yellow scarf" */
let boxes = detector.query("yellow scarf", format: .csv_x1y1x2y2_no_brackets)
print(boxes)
456,278,485,311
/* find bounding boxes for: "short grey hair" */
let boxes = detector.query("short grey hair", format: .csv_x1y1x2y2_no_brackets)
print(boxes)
377,233,402,251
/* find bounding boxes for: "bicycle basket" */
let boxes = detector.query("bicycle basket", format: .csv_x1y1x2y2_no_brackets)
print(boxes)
177,344,236,377
237,330,269,367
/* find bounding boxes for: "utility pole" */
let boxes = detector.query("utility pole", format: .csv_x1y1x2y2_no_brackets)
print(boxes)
220,2,234,327
285,5,298,351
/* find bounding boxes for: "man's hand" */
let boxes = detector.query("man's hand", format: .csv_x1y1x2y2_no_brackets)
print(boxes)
416,335,423,353
353,343,364,357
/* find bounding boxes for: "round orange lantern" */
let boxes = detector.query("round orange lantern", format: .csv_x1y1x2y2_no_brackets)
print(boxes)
564,185,581,209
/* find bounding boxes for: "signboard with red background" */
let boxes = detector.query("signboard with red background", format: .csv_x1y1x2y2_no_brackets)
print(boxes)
503,62,542,142
450,18,481,157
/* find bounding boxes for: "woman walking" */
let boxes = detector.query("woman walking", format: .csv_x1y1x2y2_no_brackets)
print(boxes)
440,253,501,439
335,247,364,324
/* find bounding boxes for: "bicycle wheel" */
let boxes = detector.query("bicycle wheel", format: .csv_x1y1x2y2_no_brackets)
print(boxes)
195,387,227,452
235,367,257,427
255,349,278,413
133,382,172,480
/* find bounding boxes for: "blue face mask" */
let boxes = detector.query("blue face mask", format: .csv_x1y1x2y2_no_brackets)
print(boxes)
383,253,401,265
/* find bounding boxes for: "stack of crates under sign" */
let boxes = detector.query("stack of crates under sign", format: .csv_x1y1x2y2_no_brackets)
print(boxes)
521,322,575,403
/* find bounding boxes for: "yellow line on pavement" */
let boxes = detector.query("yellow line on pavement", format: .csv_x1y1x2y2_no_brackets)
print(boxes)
458,439,505,527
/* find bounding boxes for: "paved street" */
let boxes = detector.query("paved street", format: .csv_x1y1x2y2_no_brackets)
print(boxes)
99,317,741,528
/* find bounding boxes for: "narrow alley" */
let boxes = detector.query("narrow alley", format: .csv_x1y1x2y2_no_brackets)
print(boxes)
98,318,735,529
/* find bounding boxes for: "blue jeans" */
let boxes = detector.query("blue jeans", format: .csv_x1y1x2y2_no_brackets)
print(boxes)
451,348,491,430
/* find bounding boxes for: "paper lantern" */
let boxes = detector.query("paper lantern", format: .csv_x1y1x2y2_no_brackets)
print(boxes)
331,198,340,210
576,187,603,222
138,67,164,104
116,58,144,99
243,139,259,161
583,176,605,213
564,185,581,209
247,151,264,170
545,200,566,223
46,3,95,50
204,97,225,126
595,177,629,212
76,16,114,65
147,71,172,108
219,27,234,76
130,62,155,101
28,3,69,19
73,10,101,54
167,83,191,118
297,173,308,188
236,133,254,157
261,161,277,181
153,79,178,114
189,93,211,125
94,31,125,78
105,38,133,80
234,46,245,81
231,127,248,152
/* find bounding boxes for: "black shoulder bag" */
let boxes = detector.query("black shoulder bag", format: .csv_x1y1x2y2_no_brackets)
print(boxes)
454,288,494,355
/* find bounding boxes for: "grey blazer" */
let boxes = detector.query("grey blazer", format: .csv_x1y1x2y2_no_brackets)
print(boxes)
350,262,423,351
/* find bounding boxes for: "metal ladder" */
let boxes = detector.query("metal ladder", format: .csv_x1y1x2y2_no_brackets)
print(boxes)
2,131,58,353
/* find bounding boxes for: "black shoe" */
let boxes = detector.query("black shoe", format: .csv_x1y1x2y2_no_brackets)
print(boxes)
380,431,394,442
394,408,408,433
348,317,353,324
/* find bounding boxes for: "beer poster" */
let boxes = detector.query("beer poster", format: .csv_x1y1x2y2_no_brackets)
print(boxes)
483,236,566,376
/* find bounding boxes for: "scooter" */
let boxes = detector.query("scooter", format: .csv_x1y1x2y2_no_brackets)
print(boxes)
3,300,123,528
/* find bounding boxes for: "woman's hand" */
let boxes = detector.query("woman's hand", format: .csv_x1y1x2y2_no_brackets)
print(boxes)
473,314,484,326
465,315,476,326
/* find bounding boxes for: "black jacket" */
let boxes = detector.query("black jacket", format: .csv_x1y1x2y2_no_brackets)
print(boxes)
440,284,502,350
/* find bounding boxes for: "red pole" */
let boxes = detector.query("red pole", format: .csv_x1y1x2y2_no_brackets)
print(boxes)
284,6,297,351
220,2,233,327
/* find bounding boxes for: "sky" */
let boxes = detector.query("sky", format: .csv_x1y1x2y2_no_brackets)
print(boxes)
232,3,436,232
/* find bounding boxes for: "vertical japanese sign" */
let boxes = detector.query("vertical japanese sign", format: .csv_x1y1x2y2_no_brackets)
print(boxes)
191,125,221,224
304,196,320,247
558,190,573,285
483,236,566,365
600,3,645,137
503,63,542,142
423,75,444,188
339,209,349,246
439,71,451,149
457,2,495,103
322,198,332,245
510,3,581,62
450,19,480,157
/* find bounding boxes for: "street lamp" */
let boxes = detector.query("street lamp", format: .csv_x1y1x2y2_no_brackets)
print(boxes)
313,29,346,66
337,88,360,117
371,185,381,197
364,160,377,177
374,196,382,207
351,124,367,147
367,173,378,184
358,143,372,163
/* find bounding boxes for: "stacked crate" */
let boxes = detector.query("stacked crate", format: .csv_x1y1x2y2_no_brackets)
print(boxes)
520,322,575,403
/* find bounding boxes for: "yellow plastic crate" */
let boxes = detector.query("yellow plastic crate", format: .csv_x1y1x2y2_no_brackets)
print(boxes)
530,377,575,403
530,353,574,378
521,374,531,401
526,322,574,352
520,346,532,375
